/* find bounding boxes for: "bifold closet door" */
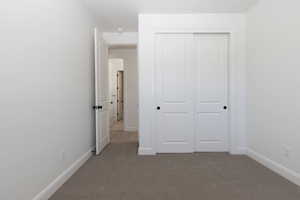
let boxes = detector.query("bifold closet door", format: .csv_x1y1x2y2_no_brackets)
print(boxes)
194,34,229,152
155,34,194,153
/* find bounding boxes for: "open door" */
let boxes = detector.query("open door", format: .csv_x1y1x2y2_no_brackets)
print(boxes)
94,28,110,155
117,71,124,121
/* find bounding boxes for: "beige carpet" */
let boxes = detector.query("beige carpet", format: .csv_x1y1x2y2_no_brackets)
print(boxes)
50,126,300,200
110,120,125,132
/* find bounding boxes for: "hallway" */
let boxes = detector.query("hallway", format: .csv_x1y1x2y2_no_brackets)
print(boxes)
110,120,138,144
49,128,300,200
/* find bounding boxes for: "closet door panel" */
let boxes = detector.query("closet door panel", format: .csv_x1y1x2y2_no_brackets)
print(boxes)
155,33,194,153
194,34,229,152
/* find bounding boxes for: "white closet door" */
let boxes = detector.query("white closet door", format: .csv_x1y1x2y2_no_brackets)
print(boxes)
155,34,194,153
194,34,229,152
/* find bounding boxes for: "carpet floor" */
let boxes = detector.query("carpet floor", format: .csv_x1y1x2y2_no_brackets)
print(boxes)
50,125,300,200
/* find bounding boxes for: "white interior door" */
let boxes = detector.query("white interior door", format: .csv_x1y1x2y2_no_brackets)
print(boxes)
94,28,110,155
194,33,229,152
155,34,194,153
154,33,229,153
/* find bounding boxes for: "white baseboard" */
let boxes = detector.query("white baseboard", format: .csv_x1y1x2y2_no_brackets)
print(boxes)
124,126,138,132
247,148,300,186
32,148,93,200
138,147,156,155
230,147,247,155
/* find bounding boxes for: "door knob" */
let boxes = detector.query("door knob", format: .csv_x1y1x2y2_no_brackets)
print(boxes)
93,105,103,110
223,106,227,110
157,106,161,110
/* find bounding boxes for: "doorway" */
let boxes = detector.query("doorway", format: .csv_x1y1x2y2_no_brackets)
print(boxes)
108,59,124,131
94,31,139,154
108,46,138,144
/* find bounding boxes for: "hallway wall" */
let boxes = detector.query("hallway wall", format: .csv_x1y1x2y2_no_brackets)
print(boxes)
246,0,300,185
0,0,100,199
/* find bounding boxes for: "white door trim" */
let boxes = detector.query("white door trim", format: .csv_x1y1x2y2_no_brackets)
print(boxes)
151,28,238,155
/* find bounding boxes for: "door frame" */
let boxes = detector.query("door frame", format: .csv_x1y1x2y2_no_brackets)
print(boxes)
116,70,124,121
152,28,237,155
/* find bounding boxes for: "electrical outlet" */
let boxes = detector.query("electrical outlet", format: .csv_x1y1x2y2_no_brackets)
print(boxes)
61,150,66,161
282,146,291,159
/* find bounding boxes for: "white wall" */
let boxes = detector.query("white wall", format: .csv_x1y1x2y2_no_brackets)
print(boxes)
0,0,99,199
109,59,124,125
109,48,139,131
246,0,300,185
138,14,247,155
103,32,138,46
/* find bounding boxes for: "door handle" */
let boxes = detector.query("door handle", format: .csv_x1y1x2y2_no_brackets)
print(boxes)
93,105,103,110
157,106,161,110
223,106,228,110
